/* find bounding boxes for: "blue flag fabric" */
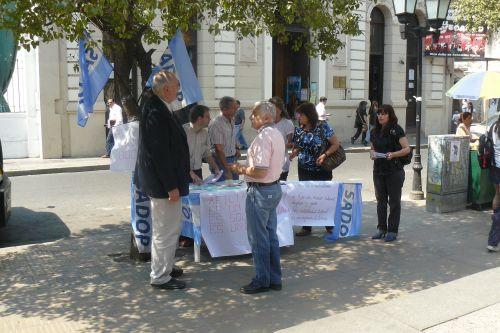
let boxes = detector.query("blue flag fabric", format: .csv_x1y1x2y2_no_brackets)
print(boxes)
146,30,203,105
77,36,113,127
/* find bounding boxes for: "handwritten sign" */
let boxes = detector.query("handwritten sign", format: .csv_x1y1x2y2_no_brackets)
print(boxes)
110,121,139,173
279,181,339,226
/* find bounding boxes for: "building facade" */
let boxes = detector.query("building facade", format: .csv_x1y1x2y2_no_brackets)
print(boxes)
2,0,457,158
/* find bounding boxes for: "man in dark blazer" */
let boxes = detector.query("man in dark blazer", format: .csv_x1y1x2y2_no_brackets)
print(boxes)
135,70,190,290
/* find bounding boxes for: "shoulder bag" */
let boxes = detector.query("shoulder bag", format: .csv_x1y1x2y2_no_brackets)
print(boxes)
319,125,346,171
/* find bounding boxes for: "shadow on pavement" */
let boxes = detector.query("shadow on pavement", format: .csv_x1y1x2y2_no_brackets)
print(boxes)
0,201,499,332
0,207,70,248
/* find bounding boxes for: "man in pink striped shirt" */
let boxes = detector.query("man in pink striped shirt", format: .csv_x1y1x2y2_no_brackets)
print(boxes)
230,101,285,294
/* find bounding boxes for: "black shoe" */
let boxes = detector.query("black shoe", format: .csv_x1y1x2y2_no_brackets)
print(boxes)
151,278,186,290
170,265,183,278
372,230,386,240
363,141,368,146
240,282,270,294
351,137,355,144
270,283,282,291
384,232,397,242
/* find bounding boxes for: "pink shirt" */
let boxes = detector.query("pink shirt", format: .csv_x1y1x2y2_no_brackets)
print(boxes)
244,125,285,183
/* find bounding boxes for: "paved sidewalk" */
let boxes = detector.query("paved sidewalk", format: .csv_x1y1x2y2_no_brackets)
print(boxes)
0,199,498,332
4,157,110,176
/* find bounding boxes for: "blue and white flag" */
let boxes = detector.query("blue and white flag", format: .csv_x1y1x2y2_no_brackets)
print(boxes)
77,35,113,127
146,30,203,105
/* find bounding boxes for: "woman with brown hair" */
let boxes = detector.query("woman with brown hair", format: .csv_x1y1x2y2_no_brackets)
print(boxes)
455,112,478,143
290,102,340,236
370,104,411,242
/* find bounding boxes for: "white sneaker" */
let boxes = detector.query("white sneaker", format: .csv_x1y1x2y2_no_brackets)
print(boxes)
487,245,499,252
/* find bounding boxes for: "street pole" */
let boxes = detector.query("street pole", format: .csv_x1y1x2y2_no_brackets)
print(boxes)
410,27,425,200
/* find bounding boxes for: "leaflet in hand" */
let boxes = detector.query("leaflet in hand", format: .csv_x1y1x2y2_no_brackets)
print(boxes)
372,152,387,159
203,170,223,184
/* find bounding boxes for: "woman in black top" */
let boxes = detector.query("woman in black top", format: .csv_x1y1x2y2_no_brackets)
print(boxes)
370,104,411,242
351,101,368,146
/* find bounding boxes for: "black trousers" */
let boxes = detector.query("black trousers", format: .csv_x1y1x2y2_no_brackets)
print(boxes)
373,169,405,233
352,126,366,143
489,210,500,247
298,167,333,232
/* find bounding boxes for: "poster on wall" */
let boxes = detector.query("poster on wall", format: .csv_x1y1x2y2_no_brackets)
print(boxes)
424,10,487,59
286,76,301,105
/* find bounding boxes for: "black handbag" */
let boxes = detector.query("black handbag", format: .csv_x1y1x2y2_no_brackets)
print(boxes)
319,126,346,171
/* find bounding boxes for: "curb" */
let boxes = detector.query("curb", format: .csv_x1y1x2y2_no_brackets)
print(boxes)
6,144,428,177
6,164,110,177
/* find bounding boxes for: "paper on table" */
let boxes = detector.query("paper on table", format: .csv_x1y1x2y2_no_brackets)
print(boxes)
372,152,387,159
203,170,223,185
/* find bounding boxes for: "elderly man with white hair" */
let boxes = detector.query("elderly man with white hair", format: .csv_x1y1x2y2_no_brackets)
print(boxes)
135,70,190,290
230,101,285,294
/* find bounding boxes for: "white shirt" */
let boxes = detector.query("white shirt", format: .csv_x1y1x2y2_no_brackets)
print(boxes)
316,102,327,121
108,104,123,128
492,124,500,168
274,118,295,172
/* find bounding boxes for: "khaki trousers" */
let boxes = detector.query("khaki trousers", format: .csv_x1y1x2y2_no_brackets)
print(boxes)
150,197,182,285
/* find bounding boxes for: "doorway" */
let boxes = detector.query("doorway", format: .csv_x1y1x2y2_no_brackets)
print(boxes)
272,30,310,117
369,8,385,105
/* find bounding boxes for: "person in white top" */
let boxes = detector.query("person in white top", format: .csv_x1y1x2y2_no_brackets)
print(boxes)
230,101,285,294
269,96,295,180
315,96,329,121
488,117,500,252
102,99,123,158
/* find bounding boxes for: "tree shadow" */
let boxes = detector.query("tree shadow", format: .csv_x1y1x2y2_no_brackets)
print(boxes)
0,201,499,332
0,207,70,248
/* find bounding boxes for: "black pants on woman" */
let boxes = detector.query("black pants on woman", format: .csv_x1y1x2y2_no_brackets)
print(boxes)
352,126,366,143
298,167,333,232
373,169,405,233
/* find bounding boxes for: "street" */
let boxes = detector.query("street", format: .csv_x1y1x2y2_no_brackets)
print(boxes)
1,150,428,247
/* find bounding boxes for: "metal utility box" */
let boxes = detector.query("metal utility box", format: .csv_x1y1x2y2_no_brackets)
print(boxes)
426,135,471,213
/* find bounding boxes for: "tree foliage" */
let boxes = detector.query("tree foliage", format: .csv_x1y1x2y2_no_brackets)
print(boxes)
452,0,500,33
0,0,363,99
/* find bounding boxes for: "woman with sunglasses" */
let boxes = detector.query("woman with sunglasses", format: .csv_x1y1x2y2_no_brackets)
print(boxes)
370,105,411,242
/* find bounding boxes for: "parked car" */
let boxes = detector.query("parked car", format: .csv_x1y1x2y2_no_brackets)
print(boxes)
470,112,500,138
0,137,11,227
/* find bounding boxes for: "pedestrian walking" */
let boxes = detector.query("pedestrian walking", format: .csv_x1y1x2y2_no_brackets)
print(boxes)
135,70,190,290
290,102,340,236
269,96,295,181
370,104,411,242
230,101,285,294
234,100,249,150
102,99,123,158
487,115,500,252
351,101,368,146
315,96,329,122
208,96,240,181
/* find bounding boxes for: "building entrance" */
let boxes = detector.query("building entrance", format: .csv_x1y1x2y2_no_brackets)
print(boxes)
369,8,385,105
272,30,309,117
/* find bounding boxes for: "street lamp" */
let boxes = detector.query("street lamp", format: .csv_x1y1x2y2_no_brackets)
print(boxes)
392,0,451,200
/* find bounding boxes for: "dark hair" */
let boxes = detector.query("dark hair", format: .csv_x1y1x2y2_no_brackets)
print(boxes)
375,104,398,135
357,101,367,114
459,112,472,124
269,96,289,119
121,95,140,120
236,100,241,106
219,96,236,110
319,96,327,102
190,104,209,124
296,102,319,128
467,101,473,111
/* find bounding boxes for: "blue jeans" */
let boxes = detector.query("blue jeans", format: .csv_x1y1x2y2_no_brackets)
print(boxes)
245,183,283,287
235,124,248,149
105,129,114,156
